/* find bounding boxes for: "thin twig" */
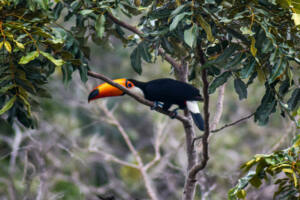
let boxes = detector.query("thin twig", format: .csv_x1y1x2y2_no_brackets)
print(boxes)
106,12,181,70
99,104,159,200
89,148,139,169
211,113,254,133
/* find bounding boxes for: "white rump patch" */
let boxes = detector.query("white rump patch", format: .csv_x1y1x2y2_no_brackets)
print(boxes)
186,101,200,113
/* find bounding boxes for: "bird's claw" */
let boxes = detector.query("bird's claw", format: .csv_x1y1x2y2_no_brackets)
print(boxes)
151,101,163,110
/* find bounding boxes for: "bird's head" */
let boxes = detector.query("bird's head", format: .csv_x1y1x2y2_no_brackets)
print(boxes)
88,78,144,102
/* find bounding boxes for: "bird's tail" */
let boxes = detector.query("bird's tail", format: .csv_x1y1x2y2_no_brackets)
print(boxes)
186,101,204,131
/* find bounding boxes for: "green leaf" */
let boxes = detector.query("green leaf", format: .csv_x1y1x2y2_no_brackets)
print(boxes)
40,51,65,67
13,40,25,50
269,57,287,84
0,84,16,94
240,58,256,79
80,9,94,15
234,78,248,100
236,189,246,199
95,15,106,39
279,79,291,97
170,12,191,31
161,37,174,54
225,53,245,69
18,94,31,116
208,71,231,94
287,88,300,111
169,2,191,18
4,41,12,53
138,41,152,63
214,44,239,65
255,86,277,125
292,13,300,26
79,65,88,83
249,175,262,188
130,47,142,74
184,24,198,48
0,96,16,115
0,41,3,49
197,15,214,42
19,51,39,64
250,37,257,57
240,26,255,36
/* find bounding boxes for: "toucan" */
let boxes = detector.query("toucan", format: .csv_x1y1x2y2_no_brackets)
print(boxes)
88,78,204,131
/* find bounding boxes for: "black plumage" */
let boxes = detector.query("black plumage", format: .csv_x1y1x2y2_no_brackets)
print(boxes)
128,78,204,130
129,78,203,110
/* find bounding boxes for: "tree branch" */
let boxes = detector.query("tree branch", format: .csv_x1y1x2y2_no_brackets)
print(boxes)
183,46,210,200
87,71,190,125
106,12,181,70
99,103,159,200
210,84,226,130
211,113,254,133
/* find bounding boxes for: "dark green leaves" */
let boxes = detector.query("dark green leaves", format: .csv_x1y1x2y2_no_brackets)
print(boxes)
41,51,65,67
269,57,287,84
255,85,277,125
139,41,152,63
184,24,198,48
19,51,39,64
240,58,256,79
234,79,247,100
130,47,142,74
130,41,152,74
287,88,300,111
229,137,300,200
201,44,240,69
0,96,16,115
208,71,231,94
95,15,106,39
169,12,191,31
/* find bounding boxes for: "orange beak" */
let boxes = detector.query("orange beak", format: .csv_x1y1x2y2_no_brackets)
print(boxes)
88,79,127,102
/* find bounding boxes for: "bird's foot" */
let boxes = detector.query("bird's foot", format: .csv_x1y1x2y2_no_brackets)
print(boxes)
169,108,179,119
151,101,163,110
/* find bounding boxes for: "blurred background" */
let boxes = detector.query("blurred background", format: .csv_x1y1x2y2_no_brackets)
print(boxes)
0,25,296,200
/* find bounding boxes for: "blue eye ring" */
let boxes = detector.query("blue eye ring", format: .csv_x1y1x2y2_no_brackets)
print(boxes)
128,83,132,88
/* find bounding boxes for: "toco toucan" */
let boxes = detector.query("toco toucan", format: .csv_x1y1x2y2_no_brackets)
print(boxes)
88,78,204,131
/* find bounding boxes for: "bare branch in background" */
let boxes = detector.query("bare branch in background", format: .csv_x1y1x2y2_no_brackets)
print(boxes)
98,103,159,200
211,113,255,133
9,126,22,173
210,84,226,130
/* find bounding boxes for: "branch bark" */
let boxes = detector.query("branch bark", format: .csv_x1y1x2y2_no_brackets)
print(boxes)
211,113,254,133
99,103,159,200
210,84,226,130
106,12,181,70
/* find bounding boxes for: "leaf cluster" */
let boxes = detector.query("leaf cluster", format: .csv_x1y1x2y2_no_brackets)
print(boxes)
228,136,300,200
0,0,89,128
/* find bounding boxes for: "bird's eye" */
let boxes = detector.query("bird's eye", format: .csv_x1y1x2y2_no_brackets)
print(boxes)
127,83,132,88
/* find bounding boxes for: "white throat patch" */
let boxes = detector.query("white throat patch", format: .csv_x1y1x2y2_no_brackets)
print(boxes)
129,87,145,98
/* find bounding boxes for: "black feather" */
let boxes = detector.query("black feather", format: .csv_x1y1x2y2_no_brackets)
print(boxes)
191,113,204,131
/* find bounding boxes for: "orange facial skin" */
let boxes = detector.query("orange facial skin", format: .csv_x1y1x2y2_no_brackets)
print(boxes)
88,78,135,102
